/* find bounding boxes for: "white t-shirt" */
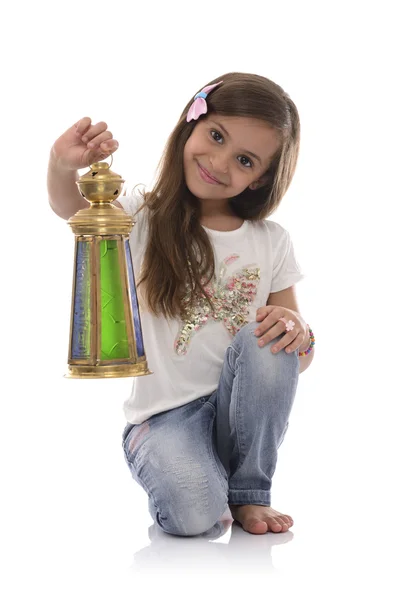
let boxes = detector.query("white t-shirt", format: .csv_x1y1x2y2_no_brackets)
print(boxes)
118,192,305,424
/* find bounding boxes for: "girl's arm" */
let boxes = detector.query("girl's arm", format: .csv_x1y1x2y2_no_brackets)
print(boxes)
47,151,87,220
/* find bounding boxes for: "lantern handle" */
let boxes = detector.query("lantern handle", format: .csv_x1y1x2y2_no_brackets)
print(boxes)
104,150,114,170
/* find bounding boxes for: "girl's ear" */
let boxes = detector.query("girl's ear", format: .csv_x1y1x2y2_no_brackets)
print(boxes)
249,173,269,190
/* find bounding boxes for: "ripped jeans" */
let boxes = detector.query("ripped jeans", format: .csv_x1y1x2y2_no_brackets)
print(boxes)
122,320,300,537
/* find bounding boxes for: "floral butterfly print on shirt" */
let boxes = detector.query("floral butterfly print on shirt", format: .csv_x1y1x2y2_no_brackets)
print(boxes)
174,254,261,355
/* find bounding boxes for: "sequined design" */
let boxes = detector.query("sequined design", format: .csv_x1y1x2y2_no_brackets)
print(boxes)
175,253,260,356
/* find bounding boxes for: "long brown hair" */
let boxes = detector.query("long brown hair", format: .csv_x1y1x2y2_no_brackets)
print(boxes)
132,72,301,320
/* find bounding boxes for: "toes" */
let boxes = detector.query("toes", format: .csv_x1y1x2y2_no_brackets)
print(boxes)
244,517,291,534
274,516,293,532
231,506,294,535
243,519,269,535
268,518,284,532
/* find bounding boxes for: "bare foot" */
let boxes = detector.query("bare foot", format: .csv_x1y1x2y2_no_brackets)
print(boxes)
229,504,294,535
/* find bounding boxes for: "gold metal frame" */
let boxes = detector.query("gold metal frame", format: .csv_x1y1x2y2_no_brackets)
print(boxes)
64,160,152,379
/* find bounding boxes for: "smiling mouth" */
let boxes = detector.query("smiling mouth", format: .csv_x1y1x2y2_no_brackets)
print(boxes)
197,162,222,185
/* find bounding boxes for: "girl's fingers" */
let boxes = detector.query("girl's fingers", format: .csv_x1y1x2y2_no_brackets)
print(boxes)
254,317,286,341
88,142,118,159
74,120,118,155
96,144,118,158
75,117,91,135
275,333,302,354
257,328,298,352
256,324,286,348
80,121,108,143
86,132,115,149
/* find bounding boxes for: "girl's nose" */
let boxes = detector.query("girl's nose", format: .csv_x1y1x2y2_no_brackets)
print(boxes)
210,153,229,174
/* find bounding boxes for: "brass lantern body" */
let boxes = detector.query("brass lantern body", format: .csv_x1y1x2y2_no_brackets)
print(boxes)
65,159,152,379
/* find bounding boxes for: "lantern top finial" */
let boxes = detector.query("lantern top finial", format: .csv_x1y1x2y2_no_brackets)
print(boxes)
76,154,125,205
68,158,133,236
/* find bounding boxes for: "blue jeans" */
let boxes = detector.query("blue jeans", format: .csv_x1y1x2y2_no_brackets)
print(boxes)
122,320,300,537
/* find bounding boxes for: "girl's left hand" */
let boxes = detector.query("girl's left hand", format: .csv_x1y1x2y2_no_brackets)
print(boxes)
254,305,309,354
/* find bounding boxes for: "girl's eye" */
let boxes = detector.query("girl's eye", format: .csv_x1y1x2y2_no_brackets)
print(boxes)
238,156,253,168
210,130,253,168
210,130,223,143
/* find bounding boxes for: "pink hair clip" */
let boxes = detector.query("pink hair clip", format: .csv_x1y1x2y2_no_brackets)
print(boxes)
186,81,223,122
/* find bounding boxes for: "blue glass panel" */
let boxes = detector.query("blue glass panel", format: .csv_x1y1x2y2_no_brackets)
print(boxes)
125,239,144,357
71,241,91,359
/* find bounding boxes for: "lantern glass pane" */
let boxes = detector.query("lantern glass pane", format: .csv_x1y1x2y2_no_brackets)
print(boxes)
125,239,145,357
71,240,92,359
100,240,129,359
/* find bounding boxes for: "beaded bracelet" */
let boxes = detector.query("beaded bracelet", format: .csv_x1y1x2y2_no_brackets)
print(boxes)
298,325,315,356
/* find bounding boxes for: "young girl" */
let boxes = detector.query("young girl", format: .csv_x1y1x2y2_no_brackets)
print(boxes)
49,71,315,537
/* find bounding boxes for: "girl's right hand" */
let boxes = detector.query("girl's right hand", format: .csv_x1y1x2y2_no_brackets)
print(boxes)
50,117,119,171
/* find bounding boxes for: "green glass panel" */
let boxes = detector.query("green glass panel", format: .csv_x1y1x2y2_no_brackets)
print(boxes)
100,239,129,360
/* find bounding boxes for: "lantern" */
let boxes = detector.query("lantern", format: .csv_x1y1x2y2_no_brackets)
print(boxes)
64,157,152,379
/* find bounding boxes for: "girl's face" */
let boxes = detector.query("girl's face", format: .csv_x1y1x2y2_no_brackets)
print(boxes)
183,115,281,202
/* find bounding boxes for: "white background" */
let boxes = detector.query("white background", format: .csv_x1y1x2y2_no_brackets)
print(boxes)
1,0,399,597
